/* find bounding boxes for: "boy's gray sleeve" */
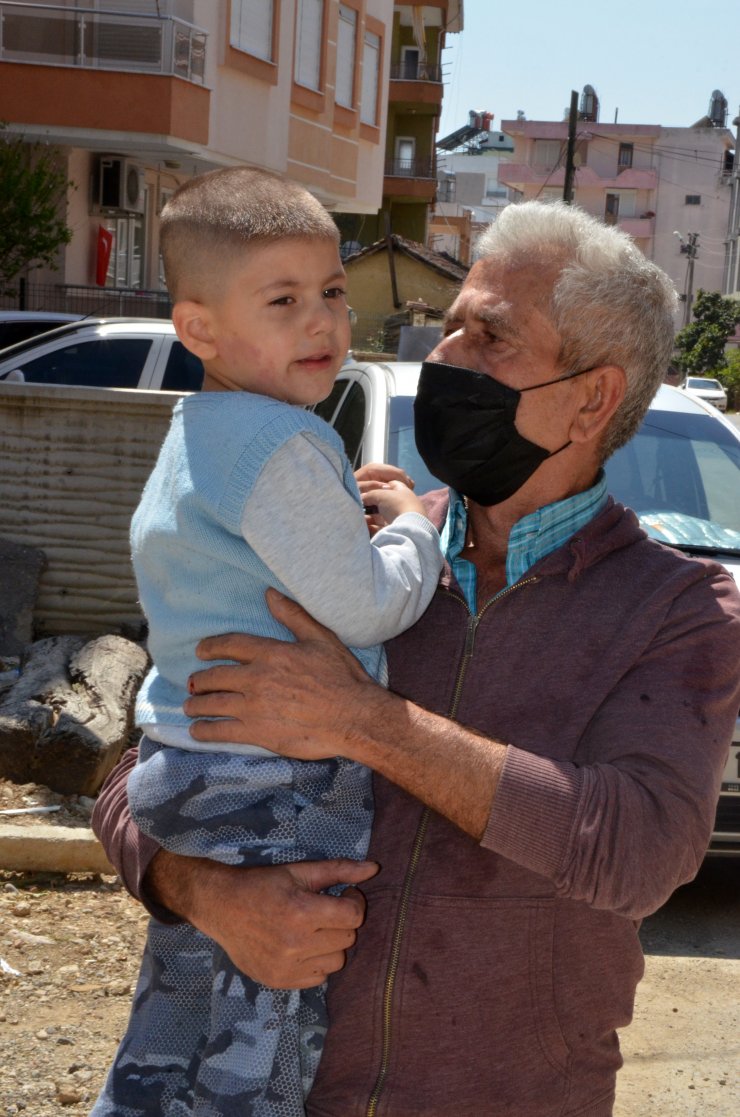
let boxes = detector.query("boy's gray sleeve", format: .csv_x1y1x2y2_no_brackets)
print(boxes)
242,433,444,647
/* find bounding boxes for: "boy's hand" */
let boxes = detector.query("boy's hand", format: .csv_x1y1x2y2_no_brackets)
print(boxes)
354,462,415,489
358,479,426,526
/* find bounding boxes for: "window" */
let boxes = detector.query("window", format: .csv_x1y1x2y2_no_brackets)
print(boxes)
230,0,274,61
295,0,323,91
686,194,701,205
618,143,633,169
395,137,415,173
161,342,205,392
360,29,380,126
15,340,152,389
400,45,419,80
605,189,636,219
335,5,356,108
104,212,146,289
532,140,563,170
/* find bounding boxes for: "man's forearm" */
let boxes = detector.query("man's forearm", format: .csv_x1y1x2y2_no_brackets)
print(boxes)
336,684,507,841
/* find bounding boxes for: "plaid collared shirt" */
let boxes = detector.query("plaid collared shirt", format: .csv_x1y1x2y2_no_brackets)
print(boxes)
439,472,608,613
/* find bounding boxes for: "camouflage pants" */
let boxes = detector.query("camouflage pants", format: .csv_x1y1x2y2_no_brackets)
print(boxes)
90,738,373,1117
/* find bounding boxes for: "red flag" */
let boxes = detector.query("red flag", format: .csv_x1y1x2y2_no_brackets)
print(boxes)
95,225,114,287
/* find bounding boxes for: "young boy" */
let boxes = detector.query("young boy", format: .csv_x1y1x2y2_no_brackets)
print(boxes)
91,168,443,1117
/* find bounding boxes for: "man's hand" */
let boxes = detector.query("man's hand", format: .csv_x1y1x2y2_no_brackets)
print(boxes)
146,849,379,989
184,589,379,758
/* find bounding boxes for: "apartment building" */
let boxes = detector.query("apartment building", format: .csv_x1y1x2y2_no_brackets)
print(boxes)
429,110,515,263
498,94,734,326
337,1,463,250
0,0,396,304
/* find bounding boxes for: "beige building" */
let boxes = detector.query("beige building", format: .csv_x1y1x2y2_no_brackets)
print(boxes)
1,0,395,306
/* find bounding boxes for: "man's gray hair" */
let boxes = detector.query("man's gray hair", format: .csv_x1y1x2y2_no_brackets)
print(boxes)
476,201,678,458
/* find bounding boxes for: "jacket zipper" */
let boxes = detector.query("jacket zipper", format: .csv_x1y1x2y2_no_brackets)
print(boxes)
364,577,539,1116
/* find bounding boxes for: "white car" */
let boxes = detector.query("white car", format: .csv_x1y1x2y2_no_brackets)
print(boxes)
314,360,740,856
678,376,728,412
0,318,203,392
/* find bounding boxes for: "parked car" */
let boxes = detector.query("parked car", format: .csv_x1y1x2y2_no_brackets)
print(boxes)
0,318,203,392
678,375,728,412
314,361,740,856
0,311,84,349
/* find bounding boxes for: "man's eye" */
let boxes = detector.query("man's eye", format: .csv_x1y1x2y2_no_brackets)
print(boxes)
270,296,294,306
324,287,346,300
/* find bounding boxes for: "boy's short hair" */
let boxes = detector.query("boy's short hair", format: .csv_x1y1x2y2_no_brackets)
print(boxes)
160,167,340,301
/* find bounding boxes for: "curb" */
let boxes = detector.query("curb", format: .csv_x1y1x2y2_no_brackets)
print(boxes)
0,822,115,875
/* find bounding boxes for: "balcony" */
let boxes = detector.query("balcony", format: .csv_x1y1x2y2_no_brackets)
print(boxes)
384,157,436,201
389,59,442,110
385,157,435,179
0,2,208,83
390,61,442,82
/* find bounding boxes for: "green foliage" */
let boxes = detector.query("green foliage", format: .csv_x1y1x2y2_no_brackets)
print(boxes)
673,289,740,375
0,125,73,293
718,349,740,410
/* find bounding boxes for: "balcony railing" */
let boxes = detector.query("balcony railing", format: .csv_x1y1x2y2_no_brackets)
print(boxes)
385,157,436,179
389,61,442,83
0,2,207,83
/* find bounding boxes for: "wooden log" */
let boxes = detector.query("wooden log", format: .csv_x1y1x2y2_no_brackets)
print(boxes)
0,634,148,795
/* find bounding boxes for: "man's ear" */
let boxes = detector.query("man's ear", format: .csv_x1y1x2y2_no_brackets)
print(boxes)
569,365,626,445
172,301,218,361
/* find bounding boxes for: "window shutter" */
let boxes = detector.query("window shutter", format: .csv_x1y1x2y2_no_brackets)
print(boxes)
230,0,273,61
336,6,356,108
360,30,379,125
295,0,323,90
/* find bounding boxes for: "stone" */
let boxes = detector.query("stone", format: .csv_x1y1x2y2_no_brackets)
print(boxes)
0,633,148,794
0,538,45,656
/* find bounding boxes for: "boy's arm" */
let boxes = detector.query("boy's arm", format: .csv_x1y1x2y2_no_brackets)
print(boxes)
243,433,444,646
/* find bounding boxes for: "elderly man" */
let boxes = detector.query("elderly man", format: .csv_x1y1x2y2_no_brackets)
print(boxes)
95,201,740,1117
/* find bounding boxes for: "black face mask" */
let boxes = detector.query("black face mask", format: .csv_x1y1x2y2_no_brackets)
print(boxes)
414,360,590,507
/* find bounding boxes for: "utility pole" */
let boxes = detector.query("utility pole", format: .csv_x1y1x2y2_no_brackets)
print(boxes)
675,231,700,326
563,90,578,204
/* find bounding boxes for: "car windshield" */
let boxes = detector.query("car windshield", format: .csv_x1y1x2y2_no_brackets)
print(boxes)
388,394,442,495
687,377,722,390
392,395,740,555
605,409,740,553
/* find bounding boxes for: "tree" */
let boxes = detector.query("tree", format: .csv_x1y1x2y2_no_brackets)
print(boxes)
0,125,73,294
673,289,740,376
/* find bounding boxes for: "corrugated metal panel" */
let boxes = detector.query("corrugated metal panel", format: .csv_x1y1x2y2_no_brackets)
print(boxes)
0,382,180,636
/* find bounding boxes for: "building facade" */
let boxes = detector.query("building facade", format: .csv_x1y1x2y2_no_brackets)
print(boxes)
337,0,463,251
1,0,396,304
498,104,734,326
429,110,516,263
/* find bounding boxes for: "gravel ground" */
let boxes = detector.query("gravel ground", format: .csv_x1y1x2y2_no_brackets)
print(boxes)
0,778,737,1115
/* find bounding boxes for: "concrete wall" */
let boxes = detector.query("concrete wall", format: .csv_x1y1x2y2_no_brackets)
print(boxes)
0,383,178,637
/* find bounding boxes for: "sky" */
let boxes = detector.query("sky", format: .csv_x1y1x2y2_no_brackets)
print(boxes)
437,0,739,142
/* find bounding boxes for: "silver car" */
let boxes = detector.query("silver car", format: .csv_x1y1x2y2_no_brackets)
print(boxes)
315,361,740,856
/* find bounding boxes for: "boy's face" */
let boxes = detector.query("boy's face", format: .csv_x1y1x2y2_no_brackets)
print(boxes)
200,238,351,404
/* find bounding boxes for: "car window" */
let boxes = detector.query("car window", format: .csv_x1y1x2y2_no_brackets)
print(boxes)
312,379,368,467
605,410,740,549
160,342,204,392
12,339,151,388
388,394,442,495
0,322,69,348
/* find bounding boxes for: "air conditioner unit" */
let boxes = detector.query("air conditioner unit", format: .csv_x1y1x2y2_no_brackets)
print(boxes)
97,157,146,214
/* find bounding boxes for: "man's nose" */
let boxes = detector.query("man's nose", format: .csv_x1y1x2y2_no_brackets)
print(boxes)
428,327,465,364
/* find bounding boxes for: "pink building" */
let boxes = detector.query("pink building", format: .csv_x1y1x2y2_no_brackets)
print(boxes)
498,105,734,327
